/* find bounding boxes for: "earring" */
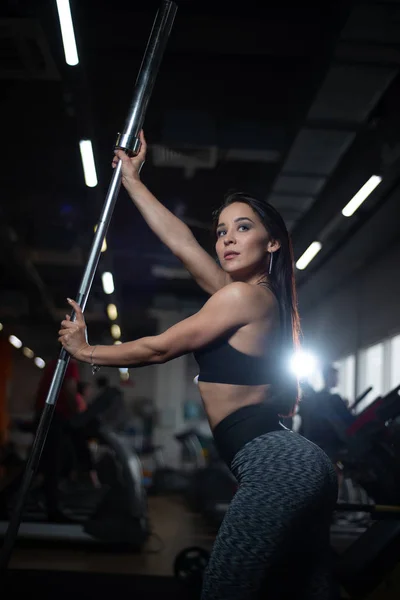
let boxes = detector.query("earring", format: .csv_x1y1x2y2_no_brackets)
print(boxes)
269,252,273,275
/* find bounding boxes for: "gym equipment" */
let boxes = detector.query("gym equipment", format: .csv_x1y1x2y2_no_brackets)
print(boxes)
335,502,400,519
341,385,400,504
0,426,150,549
336,519,400,598
173,546,210,590
83,428,149,547
335,476,374,524
0,0,177,570
144,425,236,527
148,429,207,495
188,462,237,528
180,430,237,528
0,417,108,522
351,386,373,414
346,384,400,440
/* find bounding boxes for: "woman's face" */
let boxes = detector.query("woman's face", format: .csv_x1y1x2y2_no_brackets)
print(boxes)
215,202,275,279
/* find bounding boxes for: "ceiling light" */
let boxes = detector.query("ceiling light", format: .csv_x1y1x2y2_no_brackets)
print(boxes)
102,272,114,294
9,335,22,349
120,371,129,382
79,140,98,187
34,357,46,369
111,324,121,339
0,323,3,331
342,175,382,217
56,0,79,66
107,304,118,320
23,347,34,359
296,242,322,271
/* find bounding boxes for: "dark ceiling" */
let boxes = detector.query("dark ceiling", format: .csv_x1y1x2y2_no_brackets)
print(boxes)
1,0,400,359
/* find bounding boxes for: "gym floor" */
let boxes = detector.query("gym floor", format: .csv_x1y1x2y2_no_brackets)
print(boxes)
2,495,371,599
6,494,215,576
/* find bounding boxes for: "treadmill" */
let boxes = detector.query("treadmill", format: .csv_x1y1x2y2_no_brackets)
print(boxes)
0,428,150,549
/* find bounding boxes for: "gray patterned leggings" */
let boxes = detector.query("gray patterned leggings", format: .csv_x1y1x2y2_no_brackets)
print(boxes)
201,430,339,600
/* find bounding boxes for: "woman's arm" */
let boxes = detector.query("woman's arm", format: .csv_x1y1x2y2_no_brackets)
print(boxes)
114,132,228,295
125,180,228,294
59,286,270,367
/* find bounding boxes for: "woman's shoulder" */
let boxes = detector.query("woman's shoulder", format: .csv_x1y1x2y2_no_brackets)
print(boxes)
212,281,275,316
222,280,275,298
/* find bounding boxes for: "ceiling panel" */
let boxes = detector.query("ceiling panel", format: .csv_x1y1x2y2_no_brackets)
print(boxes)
308,64,398,123
283,129,356,175
272,174,327,195
342,4,400,44
268,194,314,213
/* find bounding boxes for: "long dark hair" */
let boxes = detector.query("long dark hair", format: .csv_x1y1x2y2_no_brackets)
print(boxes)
213,191,301,416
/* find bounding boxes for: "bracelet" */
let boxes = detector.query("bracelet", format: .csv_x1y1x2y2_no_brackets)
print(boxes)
90,345,100,375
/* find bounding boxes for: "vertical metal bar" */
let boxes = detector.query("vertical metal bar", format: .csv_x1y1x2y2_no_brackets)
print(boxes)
0,0,177,569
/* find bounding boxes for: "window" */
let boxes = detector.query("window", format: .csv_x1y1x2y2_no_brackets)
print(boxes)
307,368,324,392
390,334,400,390
329,335,400,415
336,355,356,406
357,342,384,412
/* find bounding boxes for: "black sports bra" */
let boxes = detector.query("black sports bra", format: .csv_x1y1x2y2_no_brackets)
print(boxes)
193,282,278,386
193,340,275,385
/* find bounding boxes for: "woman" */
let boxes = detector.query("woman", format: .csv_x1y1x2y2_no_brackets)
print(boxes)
59,132,339,599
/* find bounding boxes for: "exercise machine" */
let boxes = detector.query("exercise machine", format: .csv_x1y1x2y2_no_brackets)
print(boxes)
181,429,237,528
0,426,150,549
147,428,207,496
340,385,400,505
334,504,400,599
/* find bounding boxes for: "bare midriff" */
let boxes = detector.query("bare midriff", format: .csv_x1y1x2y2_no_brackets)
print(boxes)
199,381,272,430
